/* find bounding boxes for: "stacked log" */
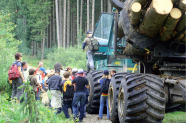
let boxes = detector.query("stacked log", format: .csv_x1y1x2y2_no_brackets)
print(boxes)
116,0,185,43
160,8,182,41
139,0,173,37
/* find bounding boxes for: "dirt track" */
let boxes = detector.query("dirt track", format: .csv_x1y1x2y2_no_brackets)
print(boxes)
83,114,112,123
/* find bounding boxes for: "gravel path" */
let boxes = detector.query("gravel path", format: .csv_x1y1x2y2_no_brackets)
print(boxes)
83,114,112,123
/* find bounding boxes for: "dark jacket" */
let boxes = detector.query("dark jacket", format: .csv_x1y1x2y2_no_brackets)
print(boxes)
47,74,62,92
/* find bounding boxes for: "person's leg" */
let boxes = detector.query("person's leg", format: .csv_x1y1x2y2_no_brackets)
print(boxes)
16,77,23,101
98,95,104,118
36,89,41,100
72,93,80,120
11,80,17,100
106,96,110,119
63,101,70,118
84,105,86,117
79,93,86,121
87,51,94,70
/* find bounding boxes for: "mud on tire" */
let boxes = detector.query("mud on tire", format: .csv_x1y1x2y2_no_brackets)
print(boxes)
118,74,166,123
86,70,103,114
108,73,128,123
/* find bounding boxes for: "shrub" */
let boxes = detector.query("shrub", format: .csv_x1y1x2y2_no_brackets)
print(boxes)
0,12,20,93
45,46,87,70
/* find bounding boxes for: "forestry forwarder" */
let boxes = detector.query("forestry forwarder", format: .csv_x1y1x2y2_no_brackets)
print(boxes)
86,0,186,123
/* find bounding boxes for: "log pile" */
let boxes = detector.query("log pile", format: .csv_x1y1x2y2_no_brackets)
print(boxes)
120,0,186,43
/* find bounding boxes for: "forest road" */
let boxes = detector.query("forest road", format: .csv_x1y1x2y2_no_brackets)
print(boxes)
83,114,112,123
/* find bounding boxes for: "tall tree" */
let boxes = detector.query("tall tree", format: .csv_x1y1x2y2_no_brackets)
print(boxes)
80,0,83,31
101,0,103,13
63,0,66,48
59,0,62,47
92,0,95,31
55,0,60,48
77,0,79,45
108,0,112,13
41,31,45,60
87,0,90,31
67,0,70,48
53,0,56,46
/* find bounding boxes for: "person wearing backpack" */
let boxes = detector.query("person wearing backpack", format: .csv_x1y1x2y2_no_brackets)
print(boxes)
82,31,99,72
61,71,74,118
9,53,25,103
97,70,111,120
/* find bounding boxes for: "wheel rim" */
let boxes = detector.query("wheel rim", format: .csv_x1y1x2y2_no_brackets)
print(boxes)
118,87,124,117
108,86,114,112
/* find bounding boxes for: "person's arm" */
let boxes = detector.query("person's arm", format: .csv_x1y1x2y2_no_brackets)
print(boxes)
18,66,25,82
47,72,55,77
44,80,48,87
82,39,87,52
85,79,90,89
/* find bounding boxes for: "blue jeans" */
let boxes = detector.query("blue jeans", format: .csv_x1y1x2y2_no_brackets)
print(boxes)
99,96,110,118
63,100,73,118
72,92,86,121
11,77,23,101
87,50,94,71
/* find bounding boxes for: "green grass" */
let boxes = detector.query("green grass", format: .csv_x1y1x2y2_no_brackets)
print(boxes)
163,111,186,123
23,55,46,68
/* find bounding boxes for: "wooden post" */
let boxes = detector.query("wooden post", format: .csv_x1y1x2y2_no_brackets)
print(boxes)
139,0,173,37
160,8,182,41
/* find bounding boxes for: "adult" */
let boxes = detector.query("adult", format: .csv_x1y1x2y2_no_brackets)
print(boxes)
47,69,62,114
21,61,28,80
72,69,89,122
11,53,25,103
97,70,111,120
82,31,95,72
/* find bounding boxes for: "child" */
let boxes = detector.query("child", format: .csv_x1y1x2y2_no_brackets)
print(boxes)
61,71,74,118
47,69,62,114
28,68,42,100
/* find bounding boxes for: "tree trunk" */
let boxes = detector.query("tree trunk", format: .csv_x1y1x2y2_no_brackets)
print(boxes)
179,0,186,10
160,8,182,41
101,0,103,13
174,29,186,43
92,0,95,32
129,2,142,26
34,41,37,56
67,0,70,48
46,27,49,48
172,13,186,37
77,0,79,45
133,0,150,6
41,32,45,60
63,0,66,48
31,41,34,56
49,15,52,48
139,0,173,37
87,0,90,31
53,0,56,46
55,0,60,48
80,0,83,42
59,0,63,47
108,0,112,13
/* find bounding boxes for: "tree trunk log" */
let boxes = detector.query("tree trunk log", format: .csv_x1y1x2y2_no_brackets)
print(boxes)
63,0,66,48
123,43,145,56
132,0,149,6
160,8,182,41
139,0,173,37
129,2,142,26
174,29,186,43
67,0,70,48
179,0,186,10
172,12,186,37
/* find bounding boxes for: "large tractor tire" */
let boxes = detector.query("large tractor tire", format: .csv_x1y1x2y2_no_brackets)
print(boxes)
118,74,166,123
86,70,103,114
108,73,128,123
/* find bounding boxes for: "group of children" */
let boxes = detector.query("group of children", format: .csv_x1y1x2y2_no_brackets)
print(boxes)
27,62,89,122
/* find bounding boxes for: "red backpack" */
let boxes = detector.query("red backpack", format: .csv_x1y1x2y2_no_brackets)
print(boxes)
8,64,20,80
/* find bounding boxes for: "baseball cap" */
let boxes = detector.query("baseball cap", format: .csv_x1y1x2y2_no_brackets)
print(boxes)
40,67,47,74
72,68,78,72
78,69,84,74
103,70,109,75
86,30,92,34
